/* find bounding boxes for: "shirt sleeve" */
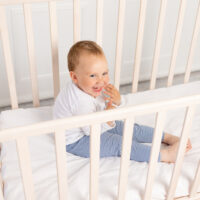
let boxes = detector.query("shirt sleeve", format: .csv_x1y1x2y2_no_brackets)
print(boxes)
118,95,126,108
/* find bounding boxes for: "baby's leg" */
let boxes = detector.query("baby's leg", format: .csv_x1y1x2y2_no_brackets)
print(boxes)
130,141,161,162
132,124,165,143
163,133,192,152
162,133,179,145
160,142,179,163
109,121,162,144
111,121,165,144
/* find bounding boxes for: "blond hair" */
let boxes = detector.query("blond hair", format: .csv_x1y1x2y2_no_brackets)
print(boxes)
67,40,104,71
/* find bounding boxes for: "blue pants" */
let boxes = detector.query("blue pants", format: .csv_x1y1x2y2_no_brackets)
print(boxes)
66,121,164,162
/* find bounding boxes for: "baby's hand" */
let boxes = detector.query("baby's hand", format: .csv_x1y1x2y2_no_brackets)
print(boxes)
105,100,115,110
103,84,121,106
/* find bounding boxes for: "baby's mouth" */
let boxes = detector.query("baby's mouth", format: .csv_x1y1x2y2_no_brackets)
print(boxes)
93,87,103,92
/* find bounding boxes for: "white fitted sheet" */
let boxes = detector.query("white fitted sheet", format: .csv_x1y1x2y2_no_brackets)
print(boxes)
0,81,200,200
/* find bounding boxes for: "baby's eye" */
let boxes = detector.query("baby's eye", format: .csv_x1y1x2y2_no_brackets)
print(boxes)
90,74,95,78
103,72,108,76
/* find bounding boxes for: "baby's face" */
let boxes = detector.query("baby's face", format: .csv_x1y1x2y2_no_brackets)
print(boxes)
70,53,109,98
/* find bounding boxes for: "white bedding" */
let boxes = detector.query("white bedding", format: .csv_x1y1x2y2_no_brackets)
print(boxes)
0,81,200,200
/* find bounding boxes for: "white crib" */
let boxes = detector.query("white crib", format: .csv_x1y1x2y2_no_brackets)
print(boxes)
0,0,200,200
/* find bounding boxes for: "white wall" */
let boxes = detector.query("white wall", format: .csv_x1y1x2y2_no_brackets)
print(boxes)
0,0,200,107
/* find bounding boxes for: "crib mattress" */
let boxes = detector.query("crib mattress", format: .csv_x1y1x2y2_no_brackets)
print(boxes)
0,81,200,200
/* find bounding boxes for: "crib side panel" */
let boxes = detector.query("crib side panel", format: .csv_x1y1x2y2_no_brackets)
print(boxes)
0,0,61,108
0,94,199,200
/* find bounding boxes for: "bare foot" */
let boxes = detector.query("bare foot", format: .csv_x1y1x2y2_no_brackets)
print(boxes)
160,142,179,163
186,139,192,152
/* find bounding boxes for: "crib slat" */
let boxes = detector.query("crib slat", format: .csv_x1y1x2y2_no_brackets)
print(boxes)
150,0,167,90
117,118,134,200
144,112,166,200
132,0,147,93
16,137,35,200
189,160,200,198
96,0,103,46
167,106,195,200
23,3,40,107
54,130,68,200
0,6,18,109
49,1,60,99
114,0,126,90
73,0,80,43
90,123,101,200
184,2,200,84
0,173,4,200
0,162,3,191
167,0,186,87
0,0,61,5
0,188,4,200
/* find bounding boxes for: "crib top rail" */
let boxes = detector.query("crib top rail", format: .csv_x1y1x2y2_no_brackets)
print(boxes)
0,93,200,143
0,0,62,5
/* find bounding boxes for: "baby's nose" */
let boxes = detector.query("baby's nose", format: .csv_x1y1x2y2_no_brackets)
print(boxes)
96,76,103,83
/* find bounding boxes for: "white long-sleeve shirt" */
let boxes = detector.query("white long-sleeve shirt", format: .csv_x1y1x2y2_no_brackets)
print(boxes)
53,81,125,145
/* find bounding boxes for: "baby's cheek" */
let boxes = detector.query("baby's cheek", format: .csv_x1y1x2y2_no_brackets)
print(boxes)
105,76,110,84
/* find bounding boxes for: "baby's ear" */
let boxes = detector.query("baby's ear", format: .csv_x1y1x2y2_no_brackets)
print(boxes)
69,71,78,84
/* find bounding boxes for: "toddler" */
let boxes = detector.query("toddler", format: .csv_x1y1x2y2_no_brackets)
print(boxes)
53,40,192,163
